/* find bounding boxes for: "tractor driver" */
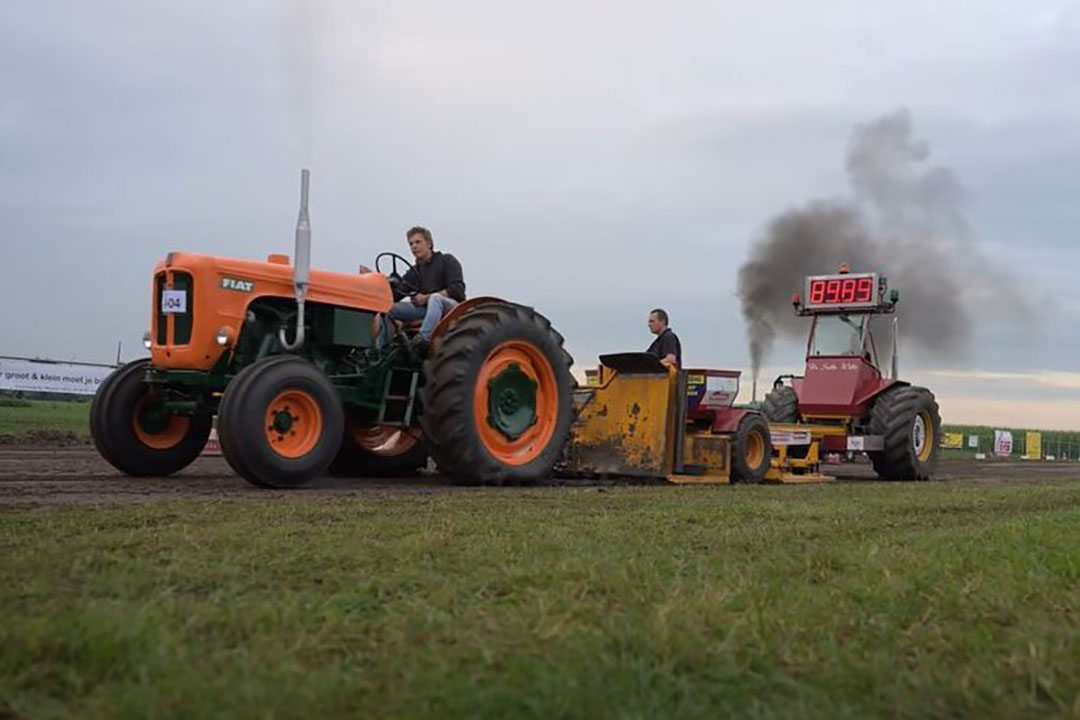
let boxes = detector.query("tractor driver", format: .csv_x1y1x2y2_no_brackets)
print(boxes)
377,226,467,350
646,308,682,368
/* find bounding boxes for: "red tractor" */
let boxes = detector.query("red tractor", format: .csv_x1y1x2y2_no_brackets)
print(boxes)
761,265,941,481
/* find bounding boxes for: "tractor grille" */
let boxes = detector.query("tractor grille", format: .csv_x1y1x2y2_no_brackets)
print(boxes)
155,270,195,345
172,272,193,344
155,272,167,345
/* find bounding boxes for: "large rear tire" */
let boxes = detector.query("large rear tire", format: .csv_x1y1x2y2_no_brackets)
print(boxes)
730,413,772,484
867,386,941,481
762,384,799,423
89,359,212,476
420,303,574,485
328,418,428,478
217,356,344,488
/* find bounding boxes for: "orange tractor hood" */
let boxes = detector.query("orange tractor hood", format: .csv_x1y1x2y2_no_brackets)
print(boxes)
150,252,393,371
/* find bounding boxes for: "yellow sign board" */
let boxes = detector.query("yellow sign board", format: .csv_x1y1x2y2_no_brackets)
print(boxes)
1026,431,1042,460
941,432,964,449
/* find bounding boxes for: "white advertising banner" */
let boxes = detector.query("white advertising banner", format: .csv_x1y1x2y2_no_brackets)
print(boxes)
0,357,115,395
994,430,1014,457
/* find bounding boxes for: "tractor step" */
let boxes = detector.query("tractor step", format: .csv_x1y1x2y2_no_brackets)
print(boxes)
378,368,420,427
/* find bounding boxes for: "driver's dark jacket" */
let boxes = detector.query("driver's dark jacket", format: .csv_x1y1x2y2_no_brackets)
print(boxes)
402,252,467,302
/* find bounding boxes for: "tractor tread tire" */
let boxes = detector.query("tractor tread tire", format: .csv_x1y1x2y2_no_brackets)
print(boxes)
420,302,573,486
730,413,772,484
216,354,298,486
90,359,139,467
90,359,212,477
868,385,941,481
217,356,344,489
762,385,799,423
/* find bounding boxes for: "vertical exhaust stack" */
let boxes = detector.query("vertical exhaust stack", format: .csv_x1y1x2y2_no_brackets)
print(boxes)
280,168,311,351
294,168,311,288
891,316,900,380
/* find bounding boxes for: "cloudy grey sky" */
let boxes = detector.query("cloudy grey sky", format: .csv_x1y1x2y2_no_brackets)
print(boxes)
2,1,1078,427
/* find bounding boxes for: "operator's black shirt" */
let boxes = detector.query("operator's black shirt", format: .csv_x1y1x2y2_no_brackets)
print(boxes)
402,251,467,302
647,328,682,367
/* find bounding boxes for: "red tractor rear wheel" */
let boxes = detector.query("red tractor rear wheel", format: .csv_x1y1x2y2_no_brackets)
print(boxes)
867,386,941,481
761,384,798,423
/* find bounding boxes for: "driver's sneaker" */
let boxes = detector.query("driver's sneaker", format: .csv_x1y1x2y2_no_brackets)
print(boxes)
408,334,430,359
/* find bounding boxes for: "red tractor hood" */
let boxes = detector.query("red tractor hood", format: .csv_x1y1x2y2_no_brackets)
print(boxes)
796,357,905,418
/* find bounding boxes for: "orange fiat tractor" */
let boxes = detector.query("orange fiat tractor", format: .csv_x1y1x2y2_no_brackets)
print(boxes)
90,171,575,488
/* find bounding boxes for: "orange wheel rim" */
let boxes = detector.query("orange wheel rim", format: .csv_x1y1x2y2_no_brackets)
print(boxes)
349,423,419,457
746,429,765,468
265,390,323,459
473,341,558,466
132,395,190,450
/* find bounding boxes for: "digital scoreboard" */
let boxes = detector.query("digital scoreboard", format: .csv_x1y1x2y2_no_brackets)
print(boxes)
804,272,880,310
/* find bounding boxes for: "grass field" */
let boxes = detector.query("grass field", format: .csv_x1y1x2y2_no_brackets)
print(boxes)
0,400,90,439
4,480,1080,718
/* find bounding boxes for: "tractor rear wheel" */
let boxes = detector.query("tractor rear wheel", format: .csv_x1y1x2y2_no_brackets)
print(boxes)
762,384,799,423
328,418,428,477
867,386,941,481
730,413,772,484
90,359,212,476
217,356,344,488
420,303,574,485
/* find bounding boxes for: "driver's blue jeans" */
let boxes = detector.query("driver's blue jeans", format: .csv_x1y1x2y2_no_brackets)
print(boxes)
377,295,459,347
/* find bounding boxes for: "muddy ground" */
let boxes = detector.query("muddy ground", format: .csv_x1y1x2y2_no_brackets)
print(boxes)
1,445,1078,510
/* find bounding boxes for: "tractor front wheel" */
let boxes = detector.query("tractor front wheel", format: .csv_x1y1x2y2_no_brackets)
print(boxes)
730,413,772,484
421,303,574,485
867,386,941,481
217,356,344,488
90,359,212,476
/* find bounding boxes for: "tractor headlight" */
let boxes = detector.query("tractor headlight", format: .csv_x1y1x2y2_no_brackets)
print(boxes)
215,327,232,347
143,331,152,350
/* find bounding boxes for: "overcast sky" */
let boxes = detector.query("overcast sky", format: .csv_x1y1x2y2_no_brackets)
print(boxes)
2,1,1078,428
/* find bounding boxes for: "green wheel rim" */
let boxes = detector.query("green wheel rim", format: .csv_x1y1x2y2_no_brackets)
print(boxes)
486,363,539,441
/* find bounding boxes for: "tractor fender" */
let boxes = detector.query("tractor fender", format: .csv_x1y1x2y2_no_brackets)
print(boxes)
429,296,515,345
710,407,761,434
853,378,910,410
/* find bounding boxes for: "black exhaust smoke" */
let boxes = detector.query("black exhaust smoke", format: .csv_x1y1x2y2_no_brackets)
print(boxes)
737,108,1026,385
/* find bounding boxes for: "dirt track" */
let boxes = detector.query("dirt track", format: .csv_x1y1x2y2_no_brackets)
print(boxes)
1,445,1079,511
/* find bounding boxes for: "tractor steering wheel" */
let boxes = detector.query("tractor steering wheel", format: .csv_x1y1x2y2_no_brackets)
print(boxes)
375,252,418,299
